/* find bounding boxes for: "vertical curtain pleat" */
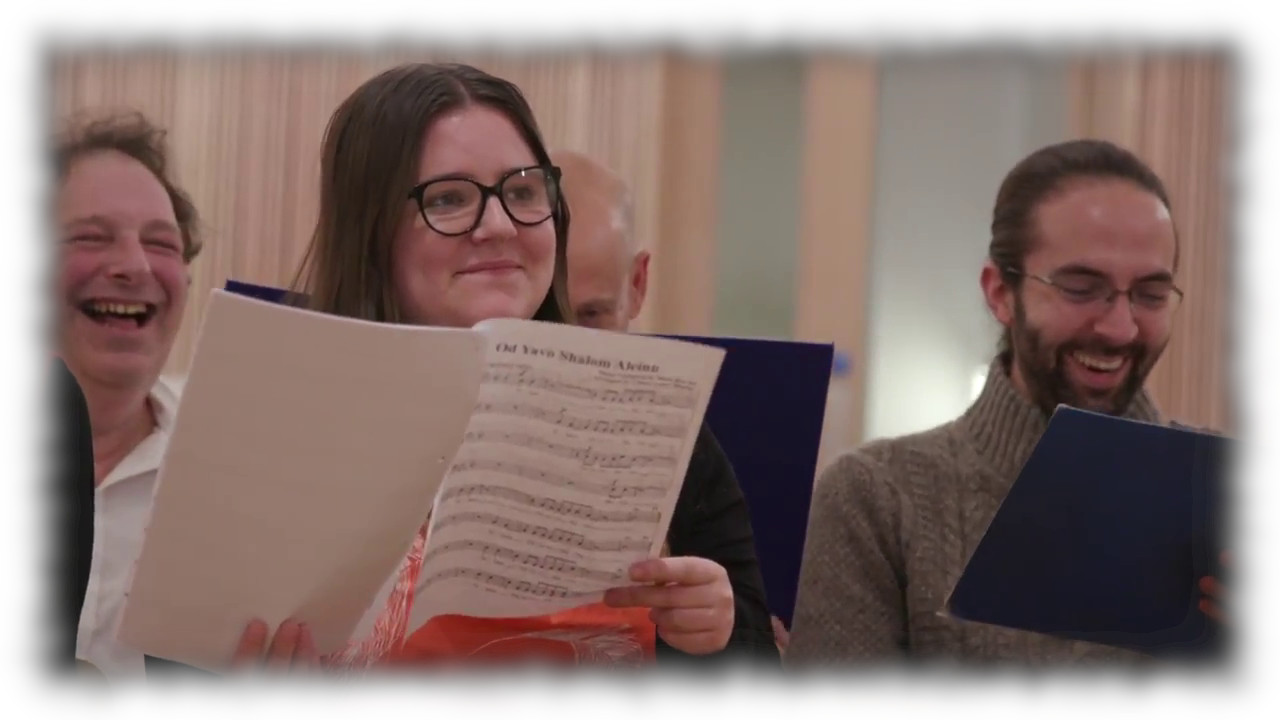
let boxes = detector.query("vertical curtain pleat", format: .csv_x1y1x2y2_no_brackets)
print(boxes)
1068,52,1233,432
792,55,879,454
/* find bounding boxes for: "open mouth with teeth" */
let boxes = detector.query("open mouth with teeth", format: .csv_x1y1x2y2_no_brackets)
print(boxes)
1069,350,1126,373
80,300,158,328
1065,349,1133,392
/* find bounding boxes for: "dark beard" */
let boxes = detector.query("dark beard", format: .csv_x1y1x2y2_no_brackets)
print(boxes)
1009,298,1155,417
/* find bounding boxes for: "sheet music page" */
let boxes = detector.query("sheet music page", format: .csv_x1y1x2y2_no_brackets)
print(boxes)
407,319,725,628
118,290,485,671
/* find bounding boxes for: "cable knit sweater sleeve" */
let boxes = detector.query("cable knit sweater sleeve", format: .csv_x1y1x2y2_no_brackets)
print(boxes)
785,450,909,664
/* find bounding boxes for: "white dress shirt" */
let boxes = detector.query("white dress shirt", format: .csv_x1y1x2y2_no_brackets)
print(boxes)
75,377,180,680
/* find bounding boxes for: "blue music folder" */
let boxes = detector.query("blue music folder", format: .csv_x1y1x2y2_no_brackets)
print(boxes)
222,280,834,626
945,405,1231,658
655,334,833,627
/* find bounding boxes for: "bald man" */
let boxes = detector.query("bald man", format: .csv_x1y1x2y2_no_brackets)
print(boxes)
552,149,792,654
552,150,650,331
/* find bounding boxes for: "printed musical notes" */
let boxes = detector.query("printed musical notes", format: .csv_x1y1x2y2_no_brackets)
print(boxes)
437,484,663,524
431,510,654,552
448,457,669,499
420,568,597,601
422,540,627,583
483,365,698,409
472,399,686,439
406,317,725,628
461,429,679,471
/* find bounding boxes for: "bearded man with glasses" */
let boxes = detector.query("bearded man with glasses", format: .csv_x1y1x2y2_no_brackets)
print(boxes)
787,139,1227,664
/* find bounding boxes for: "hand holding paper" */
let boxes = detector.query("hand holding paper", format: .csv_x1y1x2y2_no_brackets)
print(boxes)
603,556,735,655
230,619,320,671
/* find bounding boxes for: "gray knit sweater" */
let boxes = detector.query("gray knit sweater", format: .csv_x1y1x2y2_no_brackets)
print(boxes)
786,356,1163,666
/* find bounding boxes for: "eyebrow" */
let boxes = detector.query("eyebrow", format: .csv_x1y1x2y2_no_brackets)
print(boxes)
141,219,181,236
62,214,112,231
63,215,180,236
416,171,474,186
416,165,543,187
1053,263,1175,283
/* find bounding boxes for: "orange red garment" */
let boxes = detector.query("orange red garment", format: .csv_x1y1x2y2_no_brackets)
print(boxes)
322,525,658,671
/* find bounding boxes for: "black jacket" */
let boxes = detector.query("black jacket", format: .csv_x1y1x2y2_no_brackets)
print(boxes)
54,357,94,670
660,424,780,665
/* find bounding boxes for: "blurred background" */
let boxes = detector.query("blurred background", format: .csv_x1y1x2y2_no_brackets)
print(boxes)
49,47,1233,467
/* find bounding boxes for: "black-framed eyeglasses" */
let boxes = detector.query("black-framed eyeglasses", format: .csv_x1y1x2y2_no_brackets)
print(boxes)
1005,266,1184,314
407,165,561,237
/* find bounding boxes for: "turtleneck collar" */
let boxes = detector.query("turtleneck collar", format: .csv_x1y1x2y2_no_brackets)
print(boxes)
959,353,1164,481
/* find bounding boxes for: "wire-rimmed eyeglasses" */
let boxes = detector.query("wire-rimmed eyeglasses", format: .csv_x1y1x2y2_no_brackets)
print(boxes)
1005,266,1184,314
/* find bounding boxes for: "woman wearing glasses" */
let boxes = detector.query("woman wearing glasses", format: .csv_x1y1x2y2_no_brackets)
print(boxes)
243,62,778,670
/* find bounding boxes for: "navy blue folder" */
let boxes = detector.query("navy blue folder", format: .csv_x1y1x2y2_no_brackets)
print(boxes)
655,334,833,626
945,405,1231,657
222,280,833,626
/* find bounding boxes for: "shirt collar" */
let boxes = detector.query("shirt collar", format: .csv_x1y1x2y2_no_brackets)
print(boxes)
99,376,183,490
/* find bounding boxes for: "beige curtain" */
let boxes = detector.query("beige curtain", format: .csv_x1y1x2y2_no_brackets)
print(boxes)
792,55,879,455
50,49,719,374
643,56,723,337
1069,53,1233,432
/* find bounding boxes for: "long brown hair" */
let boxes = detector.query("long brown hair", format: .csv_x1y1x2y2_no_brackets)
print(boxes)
290,63,572,325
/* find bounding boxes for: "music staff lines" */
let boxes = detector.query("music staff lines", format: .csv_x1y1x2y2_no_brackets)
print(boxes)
423,539,627,584
421,567,601,600
450,457,669,499
432,510,653,553
463,429,678,471
473,400,686,439
438,484,664,523
484,366,696,409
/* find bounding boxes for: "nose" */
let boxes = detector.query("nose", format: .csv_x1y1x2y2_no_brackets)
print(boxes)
469,195,517,243
1092,295,1141,346
106,234,152,282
